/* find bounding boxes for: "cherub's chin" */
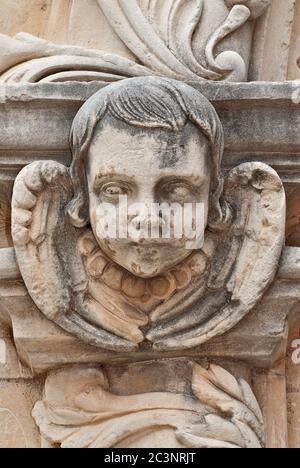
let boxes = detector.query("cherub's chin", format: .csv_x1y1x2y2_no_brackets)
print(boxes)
129,262,160,279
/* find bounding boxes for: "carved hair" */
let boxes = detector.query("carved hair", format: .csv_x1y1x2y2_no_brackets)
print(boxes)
69,77,230,229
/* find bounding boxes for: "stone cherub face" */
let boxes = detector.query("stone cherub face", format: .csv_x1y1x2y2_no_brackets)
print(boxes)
68,77,225,279
86,118,210,278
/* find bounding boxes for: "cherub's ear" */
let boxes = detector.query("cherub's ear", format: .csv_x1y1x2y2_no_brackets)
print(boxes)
68,159,90,228
208,176,232,232
208,195,232,232
67,191,90,228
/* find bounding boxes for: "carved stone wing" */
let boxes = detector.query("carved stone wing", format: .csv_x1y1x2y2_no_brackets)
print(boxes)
147,162,286,350
11,161,140,352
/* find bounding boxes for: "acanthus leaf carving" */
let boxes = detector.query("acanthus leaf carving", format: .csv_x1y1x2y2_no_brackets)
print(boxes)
0,0,272,83
32,362,265,449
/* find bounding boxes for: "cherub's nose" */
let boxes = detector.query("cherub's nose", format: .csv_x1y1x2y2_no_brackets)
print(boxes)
129,203,163,242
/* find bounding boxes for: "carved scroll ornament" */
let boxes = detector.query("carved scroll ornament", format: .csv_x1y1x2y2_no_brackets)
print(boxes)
0,0,271,83
33,363,265,448
11,77,286,353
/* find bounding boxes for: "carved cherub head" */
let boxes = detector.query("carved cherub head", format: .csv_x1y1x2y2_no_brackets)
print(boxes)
11,76,285,352
68,77,229,278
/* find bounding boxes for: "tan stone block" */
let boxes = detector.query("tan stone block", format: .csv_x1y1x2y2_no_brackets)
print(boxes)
288,393,300,449
253,362,289,449
0,379,41,448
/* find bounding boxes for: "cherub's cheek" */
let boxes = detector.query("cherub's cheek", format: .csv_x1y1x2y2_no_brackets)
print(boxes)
88,195,97,217
103,240,118,260
90,212,98,233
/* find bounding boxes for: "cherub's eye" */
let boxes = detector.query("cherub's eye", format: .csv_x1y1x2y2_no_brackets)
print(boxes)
160,182,195,203
101,182,130,199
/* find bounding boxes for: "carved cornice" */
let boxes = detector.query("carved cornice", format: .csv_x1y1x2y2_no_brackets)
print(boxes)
0,81,299,184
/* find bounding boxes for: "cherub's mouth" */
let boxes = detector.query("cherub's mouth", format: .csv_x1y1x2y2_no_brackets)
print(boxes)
130,242,168,249
129,240,186,250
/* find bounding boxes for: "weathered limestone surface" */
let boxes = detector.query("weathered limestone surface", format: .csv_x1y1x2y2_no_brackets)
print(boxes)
33,361,265,448
1,1,300,83
9,79,286,354
250,0,300,81
0,0,133,58
1,81,300,247
0,76,294,449
253,362,289,448
0,245,298,373
0,79,299,449
0,379,42,448
0,0,300,450
1,81,300,177
0,0,270,83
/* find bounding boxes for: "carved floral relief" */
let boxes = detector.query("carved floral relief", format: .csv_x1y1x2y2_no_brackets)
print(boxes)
0,0,299,451
33,362,265,449
0,0,272,83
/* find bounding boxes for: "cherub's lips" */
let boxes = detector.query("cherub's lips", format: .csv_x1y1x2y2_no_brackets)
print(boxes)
130,242,168,249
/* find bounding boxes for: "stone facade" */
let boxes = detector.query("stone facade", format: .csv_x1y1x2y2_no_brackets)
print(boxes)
1,0,300,449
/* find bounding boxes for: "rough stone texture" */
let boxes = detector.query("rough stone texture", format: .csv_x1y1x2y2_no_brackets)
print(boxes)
1,1,300,83
288,0,300,80
0,0,270,84
33,361,265,449
286,306,300,448
0,0,133,58
0,81,299,180
250,0,296,81
0,379,42,448
8,79,285,355
253,362,289,448
0,0,300,450
0,76,294,449
1,81,300,245
250,0,300,81
0,245,298,374
0,78,299,448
